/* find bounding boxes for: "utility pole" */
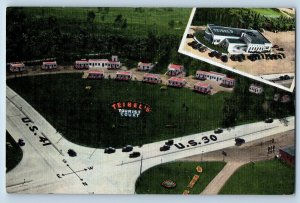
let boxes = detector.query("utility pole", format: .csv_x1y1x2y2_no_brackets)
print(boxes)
139,155,143,175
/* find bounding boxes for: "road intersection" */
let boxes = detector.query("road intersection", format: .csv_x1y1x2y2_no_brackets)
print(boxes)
6,86,294,194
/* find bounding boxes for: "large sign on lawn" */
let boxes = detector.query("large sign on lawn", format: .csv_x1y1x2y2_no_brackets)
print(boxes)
111,101,151,118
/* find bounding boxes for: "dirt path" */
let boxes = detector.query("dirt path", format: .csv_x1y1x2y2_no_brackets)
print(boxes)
201,161,246,195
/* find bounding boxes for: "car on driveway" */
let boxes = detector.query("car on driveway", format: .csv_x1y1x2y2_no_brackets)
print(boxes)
214,128,223,134
68,149,77,157
104,147,116,154
235,138,245,146
160,145,170,151
129,152,141,158
265,118,273,123
122,145,133,152
18,138,25,147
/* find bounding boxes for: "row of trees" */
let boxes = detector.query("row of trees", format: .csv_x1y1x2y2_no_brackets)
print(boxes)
192,8,295,32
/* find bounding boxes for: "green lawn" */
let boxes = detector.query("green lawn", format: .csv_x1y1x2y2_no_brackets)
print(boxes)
135,161,225,194
249,8,283,18
6,131,23,172
220,159,295,194
7,73,230,148
194,30,228,54
22,7,191,37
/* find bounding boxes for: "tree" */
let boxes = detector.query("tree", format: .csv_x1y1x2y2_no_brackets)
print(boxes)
168,20,175,29
87,11,96,24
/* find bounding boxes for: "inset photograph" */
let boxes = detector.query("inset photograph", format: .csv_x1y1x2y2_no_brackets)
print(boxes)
179,8,295,92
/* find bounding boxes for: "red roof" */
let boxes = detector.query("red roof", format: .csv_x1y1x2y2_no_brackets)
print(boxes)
88,70,104,74
168,64,184,70
194,82,210,88
209,71,226,77
116,71,132,75
43,61,57,65
143,73,160,79
88,59,109,62
10,63,24,67
75,60,88,63
168,77,186,82
138,62,152,66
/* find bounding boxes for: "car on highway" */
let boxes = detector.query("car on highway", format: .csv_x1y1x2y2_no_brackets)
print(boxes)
235,138,245,146
129,152,141,158
160,145,170,151
165,140,174,146
68,149,77,157
265,118,274,123
214,128,223,134
18,138,25,147
122,145,133,152
104,147,116,154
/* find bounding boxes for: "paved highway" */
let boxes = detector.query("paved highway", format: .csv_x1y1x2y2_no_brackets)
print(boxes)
6,86,295,194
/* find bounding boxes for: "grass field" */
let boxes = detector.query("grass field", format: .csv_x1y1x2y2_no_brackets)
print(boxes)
135,161,225,194
220,159,295,194
249,8,283,18
6,131,23,172
7,73,230,148
22,7,191,37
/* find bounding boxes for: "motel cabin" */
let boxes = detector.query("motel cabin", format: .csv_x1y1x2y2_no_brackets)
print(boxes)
249,84,263,94
88,55,121,69
167,64,184,76
115,71,132,81
10,63,25,72
142,73,161,84
193,82,211,94
42,61,57,70
195,70,226,83
221,77,235,87
87,70,104,79
137,62,155,71
74,60,89,69
168,77,186,88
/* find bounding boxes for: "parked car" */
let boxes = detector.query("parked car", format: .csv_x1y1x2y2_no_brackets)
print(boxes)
68,149,77,157
18,138,25,147
235,138,245,146
165,139,174,146
129,152,141,158
199,47,208,52
104,147,116,154
214,128,223,134
160,145,170,151
187,34,194,38
221,55,228,62
265,118,274,123
122,145,133,152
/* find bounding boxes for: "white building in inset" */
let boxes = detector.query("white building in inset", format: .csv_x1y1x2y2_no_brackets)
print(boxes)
249,84,263,94
204,24,272,54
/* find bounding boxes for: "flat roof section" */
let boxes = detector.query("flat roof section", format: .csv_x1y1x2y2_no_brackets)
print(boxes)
208,24,271,44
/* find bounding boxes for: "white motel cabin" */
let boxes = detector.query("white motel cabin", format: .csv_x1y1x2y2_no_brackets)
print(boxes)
74,60,89,69
204,24,272,54
196,70,235,87
221,77,235,87
167,64,184,76
115,71,132,81
137,62,155,71
142,73,161,84
87,70,104,79
249,84,264,94
42,61,57,70
194,82,212,94
10,63,25,72
88,55,121,69
168,77,186,88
